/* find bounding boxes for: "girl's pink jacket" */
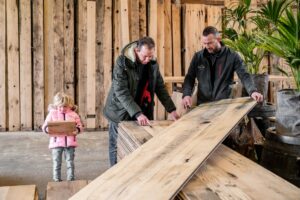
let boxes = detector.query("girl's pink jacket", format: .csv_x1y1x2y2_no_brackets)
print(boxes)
42,109,83,149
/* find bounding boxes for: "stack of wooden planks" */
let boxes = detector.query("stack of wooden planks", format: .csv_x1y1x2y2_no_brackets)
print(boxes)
118,120,300,199
0,185,38,200
70,97,270,199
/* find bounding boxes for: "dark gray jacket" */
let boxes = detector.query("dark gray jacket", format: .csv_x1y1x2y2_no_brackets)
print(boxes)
103,41,176,123
183,45,257,105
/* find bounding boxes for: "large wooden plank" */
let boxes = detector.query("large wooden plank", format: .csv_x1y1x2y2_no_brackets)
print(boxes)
70,98,256,200
33,0,44,130
64,0,75,98
118,121,300,200
20,0,32,130
76,0,87,127
46,180,88,200
183,4,205,74
96,0,112,129
0,185,38,200
7,0,20,131
0,0,6,131
86,1,96,129
129,0,139,41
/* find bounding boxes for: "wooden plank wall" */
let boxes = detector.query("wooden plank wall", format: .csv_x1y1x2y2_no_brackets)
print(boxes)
0,0,296,131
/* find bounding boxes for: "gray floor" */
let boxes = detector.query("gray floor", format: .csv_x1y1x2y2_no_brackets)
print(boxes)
0,131,109,199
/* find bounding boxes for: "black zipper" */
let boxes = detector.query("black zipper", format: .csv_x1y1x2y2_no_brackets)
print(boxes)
63,113,67,147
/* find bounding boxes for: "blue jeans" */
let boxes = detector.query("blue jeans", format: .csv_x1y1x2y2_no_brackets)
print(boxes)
52,147,75,181
108,122,118,166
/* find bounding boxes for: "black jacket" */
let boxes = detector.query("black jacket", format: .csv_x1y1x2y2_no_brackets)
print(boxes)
103,41,176,123
183,45,257,105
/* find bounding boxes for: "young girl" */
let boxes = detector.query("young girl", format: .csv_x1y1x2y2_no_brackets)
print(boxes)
42,92,83,182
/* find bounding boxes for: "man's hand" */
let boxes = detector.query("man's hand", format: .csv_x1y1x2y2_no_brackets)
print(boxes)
136,114,151,126
251,92,263,102
182,96,192,109
169,110,180,121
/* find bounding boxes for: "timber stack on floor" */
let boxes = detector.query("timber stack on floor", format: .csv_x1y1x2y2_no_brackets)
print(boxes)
68,97,290,199
117,121,300,199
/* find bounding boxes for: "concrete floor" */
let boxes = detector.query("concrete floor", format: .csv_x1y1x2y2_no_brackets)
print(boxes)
0,131,109,200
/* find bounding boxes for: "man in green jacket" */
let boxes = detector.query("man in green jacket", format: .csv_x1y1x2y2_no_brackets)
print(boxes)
104,37,180,166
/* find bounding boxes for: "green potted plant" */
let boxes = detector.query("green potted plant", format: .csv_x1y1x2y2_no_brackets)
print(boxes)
257,2,300,135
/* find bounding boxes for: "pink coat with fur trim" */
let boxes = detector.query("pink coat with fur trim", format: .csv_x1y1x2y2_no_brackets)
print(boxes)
42,109,83,149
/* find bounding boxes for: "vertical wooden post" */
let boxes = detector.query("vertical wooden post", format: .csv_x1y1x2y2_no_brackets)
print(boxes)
120,0,130,48
113,0,121,64
172,4,182,77
44,0,54,112
7,0,20,131
0,0,6,131
86,0,96,129
129,0,139,41
33,0,44,130
206,5,222,30
139,0,147,37
53,0,64,94
64,0,75,98
20,0,32,130
96,0,112,129
77,0,87,127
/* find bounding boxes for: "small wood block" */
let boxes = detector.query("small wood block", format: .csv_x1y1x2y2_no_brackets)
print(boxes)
47,121,76,136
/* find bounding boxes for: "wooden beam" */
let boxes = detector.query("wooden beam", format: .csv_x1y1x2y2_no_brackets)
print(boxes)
0,0,6,131
64,0,75,98
96,0,112,129
129,0,139,41
139,0,147,37
172,4,182,77
70,98,256,200
76,0,87,127
120,0,129,48
7,0,20,131
20,0,32,130
53,0,64,94
33,0,44,130
44,0,54,113
0,185,38,200
183,4,205,74
113,0,121,64
86,1,96,129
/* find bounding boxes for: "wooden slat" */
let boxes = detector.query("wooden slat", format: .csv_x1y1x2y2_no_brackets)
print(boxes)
33,0,44,130
44,0,54,113
70,98,256,200
76,0,87,127
20,0,32,130
206,5,222,30
0,0,6,131
183,4,205,74
129,0,139,41
64,0,75,98
7,0,20,131
46,180,88,200
139,0,147,37
172,4,182,77
0,185,38,200
96,0,112,129
113,0,121,64
120,0,129,48
155,0,166,120
118,121,300,200
53,0,64,94
86,1,96,129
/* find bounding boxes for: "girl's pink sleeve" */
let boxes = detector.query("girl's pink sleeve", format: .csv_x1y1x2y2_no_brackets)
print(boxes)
42,111,53,133
75,113,84,133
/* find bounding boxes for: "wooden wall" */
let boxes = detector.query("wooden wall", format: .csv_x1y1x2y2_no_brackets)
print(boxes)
0,0,295,131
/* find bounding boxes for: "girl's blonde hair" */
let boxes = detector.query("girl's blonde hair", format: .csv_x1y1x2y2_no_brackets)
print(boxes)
49,92,78,112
